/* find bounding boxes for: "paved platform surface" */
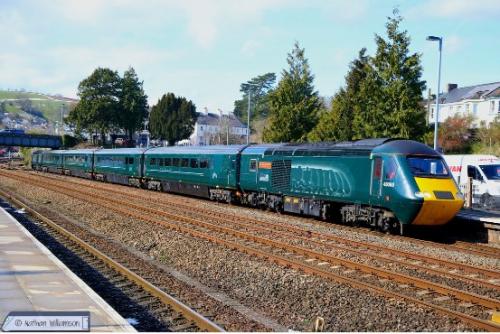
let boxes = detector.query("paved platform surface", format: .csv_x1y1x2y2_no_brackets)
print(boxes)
457,209,500,226
0,206,135,332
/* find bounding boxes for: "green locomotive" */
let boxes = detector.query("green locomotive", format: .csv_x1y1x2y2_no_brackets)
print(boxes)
32,138,464,234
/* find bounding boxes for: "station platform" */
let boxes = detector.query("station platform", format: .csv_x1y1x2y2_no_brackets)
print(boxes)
456,209,500,243
0,206,135,332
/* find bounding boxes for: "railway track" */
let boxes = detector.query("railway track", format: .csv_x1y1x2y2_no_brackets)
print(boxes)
26,169,500,260
1,169,499,331
0,187,224,332
21,171,500,289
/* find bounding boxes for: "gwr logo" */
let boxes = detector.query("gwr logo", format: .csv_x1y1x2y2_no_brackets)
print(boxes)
449,165,462,173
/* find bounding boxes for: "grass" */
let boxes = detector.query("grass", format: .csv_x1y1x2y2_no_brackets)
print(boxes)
1,90,76,123
0,91,47,100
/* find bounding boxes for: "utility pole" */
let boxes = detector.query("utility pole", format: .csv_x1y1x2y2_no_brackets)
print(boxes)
246,91,251,144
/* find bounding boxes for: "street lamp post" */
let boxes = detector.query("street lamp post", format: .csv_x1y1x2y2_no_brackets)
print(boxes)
426,35,443,151
245,83,259,145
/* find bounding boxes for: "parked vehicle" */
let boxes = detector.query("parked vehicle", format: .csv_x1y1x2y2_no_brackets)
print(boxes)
32,139,465,234
443,155,500,208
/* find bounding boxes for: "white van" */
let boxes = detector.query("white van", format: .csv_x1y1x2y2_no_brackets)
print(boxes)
443,155,500,208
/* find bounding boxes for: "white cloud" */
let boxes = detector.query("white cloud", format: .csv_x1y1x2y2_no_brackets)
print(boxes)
410,0,500,19
240,40,261,57
444,35,465,54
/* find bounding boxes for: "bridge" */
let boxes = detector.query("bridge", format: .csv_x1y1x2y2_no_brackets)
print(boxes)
0,131,62,149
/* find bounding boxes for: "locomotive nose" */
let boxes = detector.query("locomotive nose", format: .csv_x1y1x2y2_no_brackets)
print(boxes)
411,177,464,225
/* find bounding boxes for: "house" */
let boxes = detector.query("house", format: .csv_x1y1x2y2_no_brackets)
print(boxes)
428,82,500,127
188,112,248,146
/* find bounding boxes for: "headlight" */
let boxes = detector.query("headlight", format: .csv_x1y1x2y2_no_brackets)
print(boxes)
415,191,431,199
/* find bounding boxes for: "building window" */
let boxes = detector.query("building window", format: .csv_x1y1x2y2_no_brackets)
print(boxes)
491,101,496,114
473,103,478,114
498,100,500,112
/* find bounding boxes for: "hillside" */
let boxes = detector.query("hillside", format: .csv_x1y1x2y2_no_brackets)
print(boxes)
0,90,78,132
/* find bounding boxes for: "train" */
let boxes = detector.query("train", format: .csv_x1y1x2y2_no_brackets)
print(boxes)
31,138,464,234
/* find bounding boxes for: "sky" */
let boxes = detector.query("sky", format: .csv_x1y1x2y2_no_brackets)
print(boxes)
1,0,499,112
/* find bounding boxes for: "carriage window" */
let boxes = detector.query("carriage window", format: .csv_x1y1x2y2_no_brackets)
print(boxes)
200,159,209,169
181,158,189,167
173,158,180,167
249,159,257,171
128,157,134,164
164,158,171,166
159,158,164,166
190,158,199,168
150,158,156,165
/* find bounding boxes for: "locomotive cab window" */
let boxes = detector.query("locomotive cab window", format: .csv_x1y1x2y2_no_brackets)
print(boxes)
249,159,257,171
407,157,450,178
384,158,398,180
373,158,382,180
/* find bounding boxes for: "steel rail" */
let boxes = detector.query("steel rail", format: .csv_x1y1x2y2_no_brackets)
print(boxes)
1,175,498,331
3,171,500,308
0,187,225,333
23,170,500,280
1,171,500,331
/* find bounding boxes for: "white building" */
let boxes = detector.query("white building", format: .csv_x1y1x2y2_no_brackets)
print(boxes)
428,82,500,127
188,112,248,146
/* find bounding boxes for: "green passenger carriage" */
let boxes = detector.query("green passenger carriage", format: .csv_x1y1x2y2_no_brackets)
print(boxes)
93,148,146,186
143,145,246,201
61,149,96,178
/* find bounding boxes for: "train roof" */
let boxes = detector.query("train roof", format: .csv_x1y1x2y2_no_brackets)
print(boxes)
372,140,440,156
94,148,148,155
145,145,247,155
259,139,439,157
60,149,98,155
262,138,395,156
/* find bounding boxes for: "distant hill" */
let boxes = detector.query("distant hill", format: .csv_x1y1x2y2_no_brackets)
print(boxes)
0,90,78,124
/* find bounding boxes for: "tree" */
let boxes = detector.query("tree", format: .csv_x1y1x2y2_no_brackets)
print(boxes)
149,93,197,146
67,67,121,144
353,10,426,139
438,114,474,153
233,72,276,123
309,49,369,141
119,67,148,139
263,42,322,142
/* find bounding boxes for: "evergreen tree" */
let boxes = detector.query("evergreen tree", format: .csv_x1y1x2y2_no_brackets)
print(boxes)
149,93,196,146
354,10,426,139
119,67,148,139
309,49,369,141
263,42,322,142
233,72,276,123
